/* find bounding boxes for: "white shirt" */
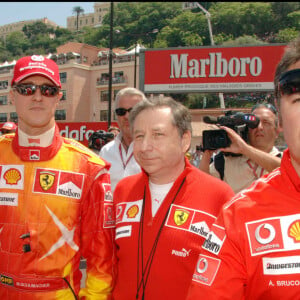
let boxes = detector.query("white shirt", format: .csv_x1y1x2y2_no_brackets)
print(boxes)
210,146,282,194
99,133,141,193
149,180,174,217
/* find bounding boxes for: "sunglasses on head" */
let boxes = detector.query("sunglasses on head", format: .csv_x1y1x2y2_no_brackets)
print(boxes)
13,84,60,97
115,107,132,116
278,68,300,96
251,103,277,115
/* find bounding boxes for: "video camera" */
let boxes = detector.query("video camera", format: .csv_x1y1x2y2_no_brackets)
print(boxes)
88,130,115,151
202,111,260,151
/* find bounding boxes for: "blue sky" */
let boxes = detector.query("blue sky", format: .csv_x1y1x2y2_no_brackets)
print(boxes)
0,2,96,27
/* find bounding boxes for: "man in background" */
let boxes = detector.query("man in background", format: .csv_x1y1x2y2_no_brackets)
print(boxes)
0,121,17,135
199,103,282,193
100,87,146,193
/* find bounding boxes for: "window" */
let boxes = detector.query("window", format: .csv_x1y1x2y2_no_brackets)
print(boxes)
61,90,67,101
55,110,66,120
10,112,18,123
60,72,67,83
100,110,108,121
86,19,88,24
101,91,109,102
0,80,8,90
0,113,7,122
92,17,94,23
0,96,7,105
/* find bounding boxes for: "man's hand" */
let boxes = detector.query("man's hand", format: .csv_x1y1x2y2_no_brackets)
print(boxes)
218,126,248,155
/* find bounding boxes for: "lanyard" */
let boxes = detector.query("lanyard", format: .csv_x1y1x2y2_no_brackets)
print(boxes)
136,178,186,299
247,159,264,179
119,143,134,169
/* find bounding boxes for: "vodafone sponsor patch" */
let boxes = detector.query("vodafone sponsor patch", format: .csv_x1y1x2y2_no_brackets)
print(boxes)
246,214,300,256
192,254,221,286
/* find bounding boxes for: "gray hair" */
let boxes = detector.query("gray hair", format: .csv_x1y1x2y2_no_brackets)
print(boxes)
114,87,147,110
129,96,192,137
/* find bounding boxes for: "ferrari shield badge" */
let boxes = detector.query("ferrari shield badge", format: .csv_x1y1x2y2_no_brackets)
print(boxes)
39,171,55,191
174,209,190,226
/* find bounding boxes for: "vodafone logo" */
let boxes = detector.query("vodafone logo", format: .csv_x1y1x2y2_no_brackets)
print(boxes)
255,223,276,245
60,125,94,142
197,257,208,274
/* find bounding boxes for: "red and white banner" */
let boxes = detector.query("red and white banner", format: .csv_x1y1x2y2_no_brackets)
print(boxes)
0,122,118,147
140,44,286,93
57,122,118,146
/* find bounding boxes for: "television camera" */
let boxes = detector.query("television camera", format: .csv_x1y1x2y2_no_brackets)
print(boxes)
202,111,260,151
88,130,114,151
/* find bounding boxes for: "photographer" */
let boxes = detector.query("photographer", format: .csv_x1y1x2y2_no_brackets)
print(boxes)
199,103,282,193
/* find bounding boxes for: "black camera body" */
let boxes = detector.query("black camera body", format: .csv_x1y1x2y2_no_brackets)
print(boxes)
88,130,114,151
202,111,260,151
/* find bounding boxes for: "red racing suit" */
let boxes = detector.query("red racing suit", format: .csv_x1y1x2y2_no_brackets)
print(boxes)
0,126,116,300
187,149,300,299
112,158,234,300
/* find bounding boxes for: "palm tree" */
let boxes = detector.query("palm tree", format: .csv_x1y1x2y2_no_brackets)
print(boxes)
72,6,85,32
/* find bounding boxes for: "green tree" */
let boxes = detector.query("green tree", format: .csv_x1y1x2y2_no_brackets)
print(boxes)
72,6,84,32
6,31,29,57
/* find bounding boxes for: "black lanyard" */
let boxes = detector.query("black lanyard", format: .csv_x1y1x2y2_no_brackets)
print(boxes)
136,177,186,299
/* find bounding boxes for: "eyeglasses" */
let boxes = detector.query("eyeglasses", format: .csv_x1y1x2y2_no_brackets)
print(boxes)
251,103,277,115
278,68,300,96
13,84,60,97
115,107,133,116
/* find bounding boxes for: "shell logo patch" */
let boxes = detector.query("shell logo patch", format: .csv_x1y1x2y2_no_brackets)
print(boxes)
288,220,300,243
4,168,21,185
115,200,143,224
0,165,24,189
127,204,139,218
174,209,190,226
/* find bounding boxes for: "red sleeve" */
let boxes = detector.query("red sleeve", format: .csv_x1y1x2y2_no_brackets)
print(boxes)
79,170,116,300
186,205,247,300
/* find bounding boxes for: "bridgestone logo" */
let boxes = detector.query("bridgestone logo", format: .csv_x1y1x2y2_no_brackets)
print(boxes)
0,193,18,206
0,197,15,202
267,262,300,269
263,256,300,275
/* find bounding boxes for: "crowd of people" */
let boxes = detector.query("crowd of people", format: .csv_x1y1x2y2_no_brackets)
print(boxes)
0,36,299,299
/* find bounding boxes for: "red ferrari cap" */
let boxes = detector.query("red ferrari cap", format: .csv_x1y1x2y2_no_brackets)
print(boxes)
1,122,17,131
11,55,61,87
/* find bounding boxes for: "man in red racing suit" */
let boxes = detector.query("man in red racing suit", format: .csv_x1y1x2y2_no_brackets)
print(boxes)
186,37,300,300
0,55,116,299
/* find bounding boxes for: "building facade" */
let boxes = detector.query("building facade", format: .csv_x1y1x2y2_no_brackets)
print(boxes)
67,2,111,31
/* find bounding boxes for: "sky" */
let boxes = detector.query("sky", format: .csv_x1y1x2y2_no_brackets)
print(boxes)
0,2,96,28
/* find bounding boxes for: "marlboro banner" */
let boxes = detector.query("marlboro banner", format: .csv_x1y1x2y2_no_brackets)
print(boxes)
139,44,286,93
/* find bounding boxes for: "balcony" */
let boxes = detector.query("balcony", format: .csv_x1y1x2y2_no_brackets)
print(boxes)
96,76,127,86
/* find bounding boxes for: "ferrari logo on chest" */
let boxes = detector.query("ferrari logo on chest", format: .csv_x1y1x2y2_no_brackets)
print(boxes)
174,209,190,226
39,171,55,191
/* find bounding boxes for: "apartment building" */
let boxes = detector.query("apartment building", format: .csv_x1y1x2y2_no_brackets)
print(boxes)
0,41,140,124
67,2,111,31
0,18,58,40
